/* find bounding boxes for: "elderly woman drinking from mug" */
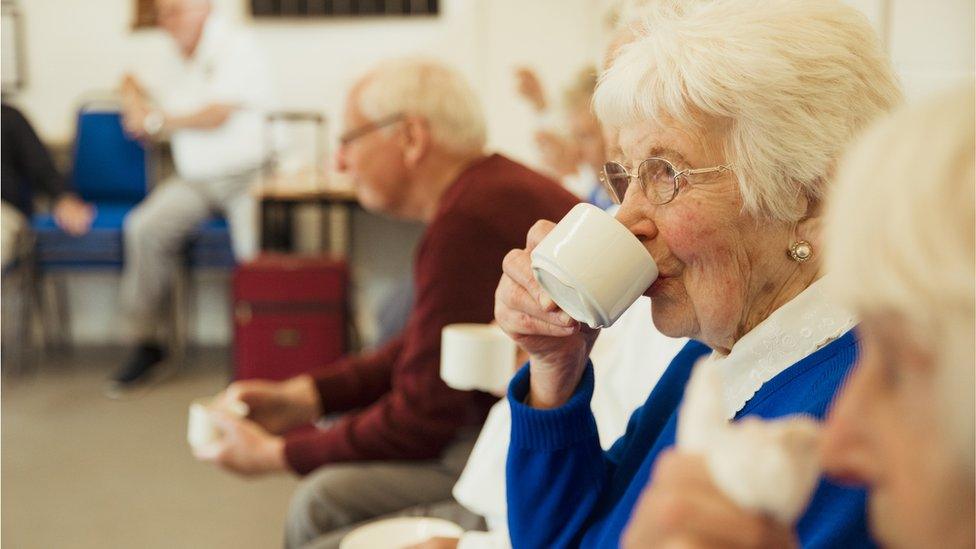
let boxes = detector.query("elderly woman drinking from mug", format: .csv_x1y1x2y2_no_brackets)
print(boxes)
493,1,901,547
621,83,975,549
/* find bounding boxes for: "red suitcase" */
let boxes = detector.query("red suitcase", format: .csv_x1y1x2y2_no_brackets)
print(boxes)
232,253,348,381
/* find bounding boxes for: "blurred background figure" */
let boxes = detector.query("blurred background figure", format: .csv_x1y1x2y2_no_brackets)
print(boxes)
111,0,275,392
514,66,612,208
1,103,94,267
820,83,975,549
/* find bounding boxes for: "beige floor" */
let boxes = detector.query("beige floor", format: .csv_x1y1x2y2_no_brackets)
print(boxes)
2,347,299,549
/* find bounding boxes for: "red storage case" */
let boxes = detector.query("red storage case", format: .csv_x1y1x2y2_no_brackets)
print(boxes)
232,253,348,380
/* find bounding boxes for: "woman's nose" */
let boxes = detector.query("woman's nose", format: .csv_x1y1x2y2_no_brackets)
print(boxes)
820,368,875,486
614,186,659,242
334,146,348,173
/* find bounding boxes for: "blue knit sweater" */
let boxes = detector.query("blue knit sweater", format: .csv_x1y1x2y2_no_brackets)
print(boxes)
506,330,873,548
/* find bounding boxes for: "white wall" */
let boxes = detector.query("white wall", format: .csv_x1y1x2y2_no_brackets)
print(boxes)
8,0,604,345
5,0,974,345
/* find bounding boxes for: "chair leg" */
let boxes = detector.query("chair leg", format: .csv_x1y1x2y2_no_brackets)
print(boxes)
51,275,73,353
170,264,190,368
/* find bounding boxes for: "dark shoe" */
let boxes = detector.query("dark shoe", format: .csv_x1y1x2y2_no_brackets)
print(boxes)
106,343,167,395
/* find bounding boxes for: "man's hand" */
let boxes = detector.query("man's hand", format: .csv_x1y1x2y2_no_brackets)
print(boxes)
219,375,322,435
622,450,798,548
403,537,460,549
52,195,95,236
193,412,288,477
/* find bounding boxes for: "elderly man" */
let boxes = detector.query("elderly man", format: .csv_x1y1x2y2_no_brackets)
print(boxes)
197,58,579,548
111,0,274,391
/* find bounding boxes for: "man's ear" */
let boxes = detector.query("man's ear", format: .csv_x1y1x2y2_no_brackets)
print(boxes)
400,116,431,168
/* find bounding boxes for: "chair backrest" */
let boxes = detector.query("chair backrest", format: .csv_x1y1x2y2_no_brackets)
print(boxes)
71,105,148,204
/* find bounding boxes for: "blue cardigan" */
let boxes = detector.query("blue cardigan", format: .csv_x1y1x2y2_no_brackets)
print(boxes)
506,330,873,548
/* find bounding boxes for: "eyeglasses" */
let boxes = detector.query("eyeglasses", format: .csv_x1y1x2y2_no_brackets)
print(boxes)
339,113,404,146
599,157,733,205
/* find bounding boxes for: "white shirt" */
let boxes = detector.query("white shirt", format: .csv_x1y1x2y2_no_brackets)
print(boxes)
158,15,275,181
697,277,856,419
452,297,688,549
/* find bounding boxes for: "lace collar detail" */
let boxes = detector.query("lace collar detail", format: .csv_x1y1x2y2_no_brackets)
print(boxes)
699,277,856,419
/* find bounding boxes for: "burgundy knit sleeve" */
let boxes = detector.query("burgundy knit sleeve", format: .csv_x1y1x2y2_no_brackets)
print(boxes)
308,335,405,415
283,213,504,474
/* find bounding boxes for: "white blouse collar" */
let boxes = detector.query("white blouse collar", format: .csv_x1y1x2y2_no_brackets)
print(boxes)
699,277,856,419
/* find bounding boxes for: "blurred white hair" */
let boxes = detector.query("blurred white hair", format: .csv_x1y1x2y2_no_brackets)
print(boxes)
593,0,902,222
355,57,486,154
826,83,976,478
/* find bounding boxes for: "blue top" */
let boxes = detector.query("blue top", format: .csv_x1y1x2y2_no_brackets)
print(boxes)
506,330,873,548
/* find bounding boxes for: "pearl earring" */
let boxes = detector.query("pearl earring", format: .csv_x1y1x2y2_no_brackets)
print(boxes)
788,240,813,262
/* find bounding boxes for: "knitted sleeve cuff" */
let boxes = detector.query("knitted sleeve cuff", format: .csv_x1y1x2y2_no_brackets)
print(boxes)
507,361,599,450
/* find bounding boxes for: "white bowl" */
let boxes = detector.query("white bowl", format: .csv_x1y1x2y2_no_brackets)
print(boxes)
339,517,464,549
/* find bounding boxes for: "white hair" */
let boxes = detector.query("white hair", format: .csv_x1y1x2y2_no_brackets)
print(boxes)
355,57,486,154
593,0,902,222
826,83,976,478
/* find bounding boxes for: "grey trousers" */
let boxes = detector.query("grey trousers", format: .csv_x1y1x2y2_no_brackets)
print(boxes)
119,172,258,341
286,430,483,549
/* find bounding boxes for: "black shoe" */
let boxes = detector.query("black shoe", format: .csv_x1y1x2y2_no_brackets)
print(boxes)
108,343,167,391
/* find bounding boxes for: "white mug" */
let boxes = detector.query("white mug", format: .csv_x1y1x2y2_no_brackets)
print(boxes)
440,323,517,394
187,396,249,450
531,202,658,329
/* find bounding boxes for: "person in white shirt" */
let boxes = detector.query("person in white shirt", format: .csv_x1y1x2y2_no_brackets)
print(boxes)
112,0,275,392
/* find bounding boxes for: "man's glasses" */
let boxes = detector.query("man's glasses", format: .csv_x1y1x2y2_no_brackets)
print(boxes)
339,113,405,146
599,157,733,205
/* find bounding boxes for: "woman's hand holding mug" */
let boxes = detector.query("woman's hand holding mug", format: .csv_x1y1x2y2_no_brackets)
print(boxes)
494,220,600,409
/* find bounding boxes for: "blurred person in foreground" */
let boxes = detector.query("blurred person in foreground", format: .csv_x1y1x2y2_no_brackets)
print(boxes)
111,0,275,392
1,104,94,266
622,83,975,549
196,58,579,548
493,0,902,546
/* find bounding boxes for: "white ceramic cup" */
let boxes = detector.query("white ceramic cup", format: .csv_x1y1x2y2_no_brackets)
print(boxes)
440,323,517,394
531,202,658,329
187,396,249,450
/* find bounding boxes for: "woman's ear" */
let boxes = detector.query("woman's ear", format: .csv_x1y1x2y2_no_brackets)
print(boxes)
400,116,431,168
796,192,824,252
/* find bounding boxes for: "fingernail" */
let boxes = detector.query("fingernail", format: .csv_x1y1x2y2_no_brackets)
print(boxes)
557,312,573,325
540,295,555,310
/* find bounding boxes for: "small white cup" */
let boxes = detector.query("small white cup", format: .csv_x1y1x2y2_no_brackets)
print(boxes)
187,396,249,451
531,202,658,329
440,324,517,394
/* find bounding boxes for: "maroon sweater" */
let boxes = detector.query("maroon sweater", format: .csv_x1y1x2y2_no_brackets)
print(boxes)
284,154,579,474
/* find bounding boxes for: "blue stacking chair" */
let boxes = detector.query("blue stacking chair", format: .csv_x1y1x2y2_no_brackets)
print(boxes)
32,104,148,269
29,103,149,349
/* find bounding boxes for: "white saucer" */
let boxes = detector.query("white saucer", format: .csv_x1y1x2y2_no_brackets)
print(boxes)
339,517,464,549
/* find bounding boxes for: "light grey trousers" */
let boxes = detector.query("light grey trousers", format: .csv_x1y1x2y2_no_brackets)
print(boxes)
119,172,258,341
285,429,484,549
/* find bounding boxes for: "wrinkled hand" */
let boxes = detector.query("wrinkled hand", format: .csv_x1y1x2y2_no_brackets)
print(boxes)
193,411,287,476
53,195,95,236
403,537,460,549
219,376,321,435
494,220,599,409
515,67,547,112
622,450,798,549
535,130,581,178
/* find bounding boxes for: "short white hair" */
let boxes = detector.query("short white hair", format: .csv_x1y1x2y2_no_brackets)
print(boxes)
355,57,487,154
594,0,902,222
826,83,975,477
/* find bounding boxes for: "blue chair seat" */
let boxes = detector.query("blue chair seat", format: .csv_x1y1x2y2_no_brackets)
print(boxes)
186,217,236,268
31,202,136,269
